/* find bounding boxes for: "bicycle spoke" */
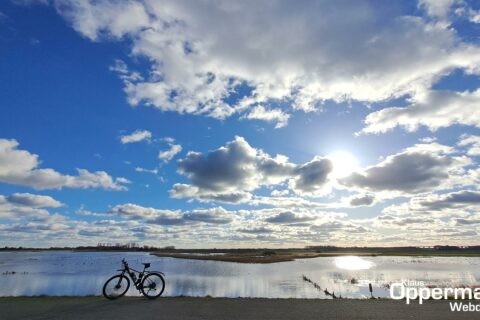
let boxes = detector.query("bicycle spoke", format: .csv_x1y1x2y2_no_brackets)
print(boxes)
103,275,129,299
140,273,164,298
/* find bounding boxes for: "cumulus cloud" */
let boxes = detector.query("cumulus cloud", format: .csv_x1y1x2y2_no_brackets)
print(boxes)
375,214,438,228
454,217,480,225
310,220,368,234
120,129,152,144
0,139,129,190
0,194,50,219
159,143,182,162
171,136,332,202
418,0,459,19
242,105,290,128
349,194,375,206
238,227,273,234
174,136,293,192
376,190,480,223
51,0,480,127
458,134,480,156
55,0,150,40
6,193,63,208
340,143,471,195
109,203,233,225
265,211,316,224
360,90,480,134
109,203,184,225
289,157,333,195
183,207,233,224
418,190,480,211
170,184,253,204
467,9,480,23
372,189,480,236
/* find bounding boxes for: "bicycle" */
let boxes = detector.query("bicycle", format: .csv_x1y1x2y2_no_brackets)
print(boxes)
102,258,165,299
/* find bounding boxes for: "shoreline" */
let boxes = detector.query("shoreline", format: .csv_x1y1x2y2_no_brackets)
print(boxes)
3,249,480,264
150,251,480,263
150,251,379,263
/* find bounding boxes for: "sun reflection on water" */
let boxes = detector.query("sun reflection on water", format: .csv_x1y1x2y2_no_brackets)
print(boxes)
334,256,375,270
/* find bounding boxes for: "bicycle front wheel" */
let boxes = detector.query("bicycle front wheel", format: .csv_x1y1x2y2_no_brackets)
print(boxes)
141,273,165,299
103,274,130,299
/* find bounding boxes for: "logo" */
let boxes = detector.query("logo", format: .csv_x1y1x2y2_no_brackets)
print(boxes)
389,280,480,311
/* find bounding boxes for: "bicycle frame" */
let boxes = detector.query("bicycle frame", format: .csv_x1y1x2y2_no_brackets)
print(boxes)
103,259,166,300
117,259,165,291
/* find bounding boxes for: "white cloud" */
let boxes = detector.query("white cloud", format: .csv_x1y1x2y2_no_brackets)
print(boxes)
416,190,480,211
340,143,472,195
0,138,129,190
6,193,63,208
109,203,233,225
310,220,369,235
53,0,480,126
458,134,480,156
175,136,293,192
453,3,480,24
289,156,333,196
270,189,289,197
418,0,459,19
0,195,49,219
55,0,150,41
109,203,184,225
349,194,375,206
375,213,440,229
135,167,159,175
120,129,152,144
360,90,480,134
265,211,317,224
468,10,480,23
159,143,182,162
171,136,333,202
170,184,253,204
242,105,290,128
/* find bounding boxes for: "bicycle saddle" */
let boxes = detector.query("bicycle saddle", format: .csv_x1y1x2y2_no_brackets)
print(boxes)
142,262,151,268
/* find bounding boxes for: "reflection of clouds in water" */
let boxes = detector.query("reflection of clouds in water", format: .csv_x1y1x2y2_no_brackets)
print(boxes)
0,252,479,298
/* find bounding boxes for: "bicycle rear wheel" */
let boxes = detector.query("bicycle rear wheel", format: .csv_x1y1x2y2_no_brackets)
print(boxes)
141,273,165,299
103,274,130,299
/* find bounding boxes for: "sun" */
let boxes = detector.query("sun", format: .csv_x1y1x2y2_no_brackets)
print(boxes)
327,150,359,178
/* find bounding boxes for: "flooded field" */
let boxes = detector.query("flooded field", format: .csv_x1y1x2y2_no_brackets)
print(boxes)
0,252,479,298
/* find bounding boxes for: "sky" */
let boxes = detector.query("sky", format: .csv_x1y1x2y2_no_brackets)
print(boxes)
0,0,479,248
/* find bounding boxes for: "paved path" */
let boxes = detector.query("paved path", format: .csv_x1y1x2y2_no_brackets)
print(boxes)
0,297,476,320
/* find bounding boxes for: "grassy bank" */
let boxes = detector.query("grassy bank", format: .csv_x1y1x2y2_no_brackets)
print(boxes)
151,248,480,263
3,245,480,264
152,251,377,263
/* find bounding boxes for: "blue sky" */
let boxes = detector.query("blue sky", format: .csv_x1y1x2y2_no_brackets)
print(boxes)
0,0,479,248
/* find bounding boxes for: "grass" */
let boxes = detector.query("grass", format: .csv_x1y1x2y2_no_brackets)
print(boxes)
151,248,480,264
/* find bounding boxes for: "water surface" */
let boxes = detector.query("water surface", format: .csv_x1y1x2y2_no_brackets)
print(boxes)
1,252,479,298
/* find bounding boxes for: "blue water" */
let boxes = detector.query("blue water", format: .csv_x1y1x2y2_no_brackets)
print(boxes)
0,252,479,298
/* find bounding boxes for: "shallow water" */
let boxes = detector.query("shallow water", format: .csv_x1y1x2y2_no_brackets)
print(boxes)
0,252,479,298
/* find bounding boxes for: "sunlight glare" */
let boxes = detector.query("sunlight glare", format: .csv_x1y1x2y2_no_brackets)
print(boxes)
334,256,374,270
327,150,359,178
